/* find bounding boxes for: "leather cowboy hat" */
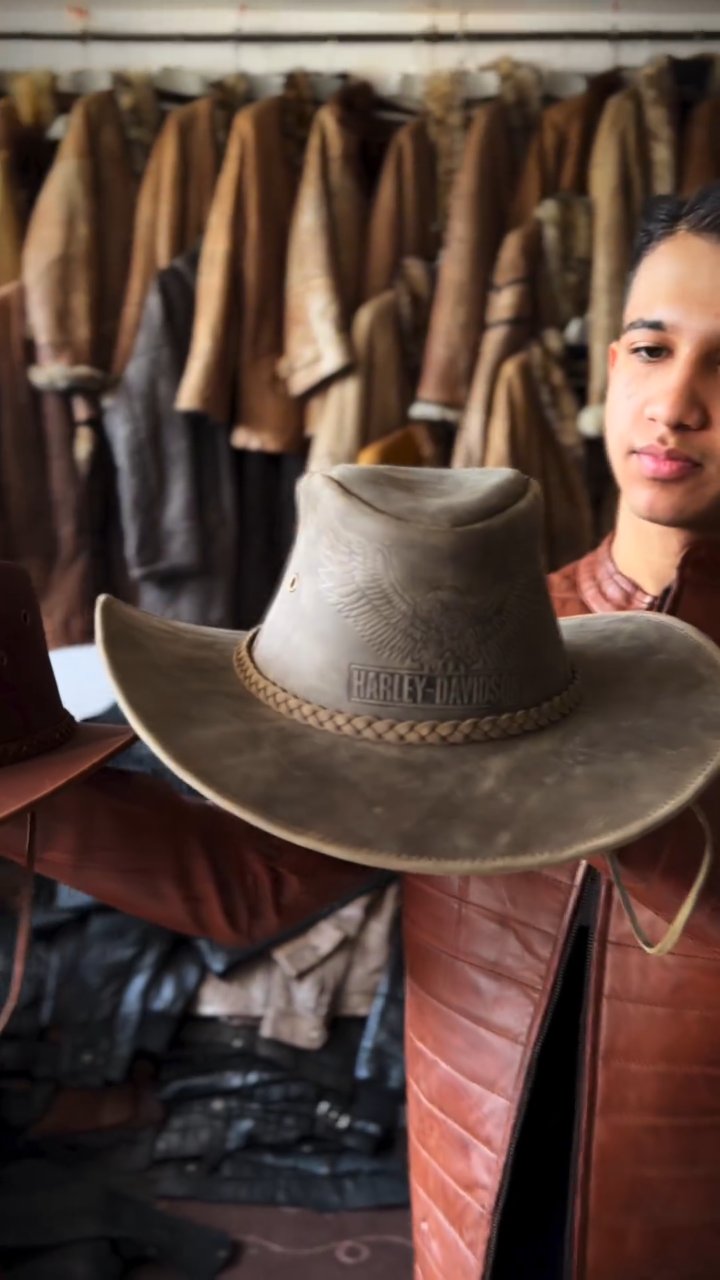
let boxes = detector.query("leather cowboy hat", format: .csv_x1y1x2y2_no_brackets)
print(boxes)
0,561,134,822
96,466,720,881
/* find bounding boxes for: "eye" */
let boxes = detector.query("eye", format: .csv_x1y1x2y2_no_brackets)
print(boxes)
630,343,669,363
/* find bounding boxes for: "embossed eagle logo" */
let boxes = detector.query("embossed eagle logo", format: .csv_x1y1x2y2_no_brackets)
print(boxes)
319,531,534,672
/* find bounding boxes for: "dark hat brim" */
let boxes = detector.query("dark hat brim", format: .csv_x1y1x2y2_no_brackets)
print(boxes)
96,595,720,875
0,722,135,823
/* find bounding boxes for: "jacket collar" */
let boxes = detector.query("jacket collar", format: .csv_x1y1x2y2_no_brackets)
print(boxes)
634,55,720,196
577,535,658,613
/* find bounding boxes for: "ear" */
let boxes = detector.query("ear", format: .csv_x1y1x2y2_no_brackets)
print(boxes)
608,341,620,374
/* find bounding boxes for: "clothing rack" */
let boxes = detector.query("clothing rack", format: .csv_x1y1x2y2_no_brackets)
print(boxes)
2,28,720,44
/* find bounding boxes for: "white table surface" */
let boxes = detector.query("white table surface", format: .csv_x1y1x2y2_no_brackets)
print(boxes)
49,643,116,721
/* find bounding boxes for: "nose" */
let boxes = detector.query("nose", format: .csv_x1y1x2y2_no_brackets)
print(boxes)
644,363,710,434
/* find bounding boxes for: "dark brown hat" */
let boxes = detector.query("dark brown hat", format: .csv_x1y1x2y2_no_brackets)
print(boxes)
0,562,134,822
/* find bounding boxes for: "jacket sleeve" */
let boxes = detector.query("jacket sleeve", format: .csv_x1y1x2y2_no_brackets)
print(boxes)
22,99,105,394
104,271,203,582
0,768,379,948
280,107,356,398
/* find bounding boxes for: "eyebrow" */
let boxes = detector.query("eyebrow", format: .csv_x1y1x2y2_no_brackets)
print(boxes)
622,318,668,335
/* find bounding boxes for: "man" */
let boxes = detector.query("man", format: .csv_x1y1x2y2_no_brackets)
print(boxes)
3,188,720,1280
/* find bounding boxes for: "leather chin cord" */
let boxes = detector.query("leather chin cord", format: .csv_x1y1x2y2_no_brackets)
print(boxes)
608,803,713,957
0,810,36,1036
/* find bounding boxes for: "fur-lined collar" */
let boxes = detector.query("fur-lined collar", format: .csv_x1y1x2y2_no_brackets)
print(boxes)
635,55,720,194
535,194,592,330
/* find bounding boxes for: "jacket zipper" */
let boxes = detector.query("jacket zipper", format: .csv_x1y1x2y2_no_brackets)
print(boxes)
481,868,601,1280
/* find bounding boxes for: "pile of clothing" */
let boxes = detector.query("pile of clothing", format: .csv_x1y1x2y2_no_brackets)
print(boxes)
0,722,407,1279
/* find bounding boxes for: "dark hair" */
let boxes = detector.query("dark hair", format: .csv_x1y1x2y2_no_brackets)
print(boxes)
627,184,720,294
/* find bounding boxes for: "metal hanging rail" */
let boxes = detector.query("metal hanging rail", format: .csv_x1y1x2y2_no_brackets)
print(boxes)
1,28,720,44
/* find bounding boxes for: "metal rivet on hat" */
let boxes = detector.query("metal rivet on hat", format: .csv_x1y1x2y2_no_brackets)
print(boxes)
288,573,299,593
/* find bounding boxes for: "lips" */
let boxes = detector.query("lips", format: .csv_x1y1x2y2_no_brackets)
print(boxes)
633,447,701,481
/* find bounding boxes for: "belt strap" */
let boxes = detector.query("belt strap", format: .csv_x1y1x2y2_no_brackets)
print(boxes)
0,810,36,1035
607,803,713,957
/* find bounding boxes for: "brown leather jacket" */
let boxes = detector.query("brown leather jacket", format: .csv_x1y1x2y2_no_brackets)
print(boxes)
176,94,311,453
2,537,720,1279
22,87,159,397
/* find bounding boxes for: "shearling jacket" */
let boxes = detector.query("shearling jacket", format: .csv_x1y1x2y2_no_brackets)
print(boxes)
307,258,433,471
363,117,439,300
280,82,382,407
452,193,591,469
512,71,622,225
176,93,311,453
585,56,720,435
0,151,22,287
0,282,96,647
411,83,540,425
0,97,55,287
112,93,243,379
22,86,159,398
482,340,593,569
4,542,720,1278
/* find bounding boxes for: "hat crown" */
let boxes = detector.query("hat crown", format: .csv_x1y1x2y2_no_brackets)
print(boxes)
254,466,572,722
0,563,73,767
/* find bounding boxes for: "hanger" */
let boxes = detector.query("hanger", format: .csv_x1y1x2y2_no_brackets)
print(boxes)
154,67,210,102
543,71,588,100
56,69,113,95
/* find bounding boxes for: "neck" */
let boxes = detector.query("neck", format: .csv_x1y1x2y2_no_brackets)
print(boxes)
612,500,712,596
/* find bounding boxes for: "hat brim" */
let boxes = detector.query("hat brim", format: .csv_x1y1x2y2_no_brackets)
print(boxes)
0,722,135,823
96,597,720,875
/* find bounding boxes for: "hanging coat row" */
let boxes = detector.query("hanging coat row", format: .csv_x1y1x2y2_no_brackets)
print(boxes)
5,55,720,643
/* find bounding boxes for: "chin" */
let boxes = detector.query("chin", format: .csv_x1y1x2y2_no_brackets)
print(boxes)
627,485,718,531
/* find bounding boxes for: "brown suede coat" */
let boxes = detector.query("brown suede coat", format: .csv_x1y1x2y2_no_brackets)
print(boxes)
112,95,239,378
364,117,439,300
586,56,720,430
512,71,622,224
176,94,311,453
22,87,160,396
0,281,96,646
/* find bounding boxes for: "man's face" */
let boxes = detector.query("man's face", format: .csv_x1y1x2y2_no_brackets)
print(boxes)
605,231,720,531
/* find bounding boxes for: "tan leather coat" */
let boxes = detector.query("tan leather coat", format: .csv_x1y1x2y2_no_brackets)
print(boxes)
280,83,378,405
512,71,622,225
112,95,238,377
176,94,311,453
364,117,439,300
0,281,100,646
585,56,720,432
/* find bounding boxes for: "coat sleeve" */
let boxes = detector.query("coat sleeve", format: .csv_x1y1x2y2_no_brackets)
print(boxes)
280,108,356,398
22,99,105,394
0,768,380,947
